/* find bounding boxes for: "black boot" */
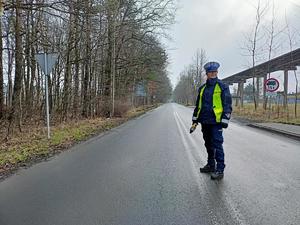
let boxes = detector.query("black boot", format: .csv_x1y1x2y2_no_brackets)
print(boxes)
200,164,215,173
211,171,224,180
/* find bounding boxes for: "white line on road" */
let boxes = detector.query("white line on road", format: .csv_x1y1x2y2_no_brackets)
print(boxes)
174,111,206,163
173,110,248,225
174,111,221,224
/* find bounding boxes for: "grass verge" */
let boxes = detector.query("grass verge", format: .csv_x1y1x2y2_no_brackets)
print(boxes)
233,104,300,125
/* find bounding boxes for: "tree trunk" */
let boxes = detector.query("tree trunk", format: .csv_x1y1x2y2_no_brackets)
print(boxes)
0,18,3,119
8,0,23,136
73,8,80,118
256,77,260,108
82,0,91,118
62,3,75,120
103,2,113,117
24,11,31,117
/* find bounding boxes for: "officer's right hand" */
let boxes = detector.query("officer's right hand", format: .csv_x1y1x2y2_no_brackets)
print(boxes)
190,123,198,133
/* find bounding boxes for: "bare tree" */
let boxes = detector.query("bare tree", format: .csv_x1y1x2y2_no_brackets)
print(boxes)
285,11,299,118
191,49,207,102
0,16,3,119
193,48,207,86
263,0,284,110
0,0,175,140
243,0,269,110
173,49,207,105
7,0,23,136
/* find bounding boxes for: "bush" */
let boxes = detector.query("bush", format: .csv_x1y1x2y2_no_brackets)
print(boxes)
114,100,131,117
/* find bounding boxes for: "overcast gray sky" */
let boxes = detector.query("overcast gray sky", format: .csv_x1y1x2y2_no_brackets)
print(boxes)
164,0,300,91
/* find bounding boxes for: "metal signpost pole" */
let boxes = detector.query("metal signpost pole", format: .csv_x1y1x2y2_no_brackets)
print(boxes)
35,52,58,139
44,53,50,139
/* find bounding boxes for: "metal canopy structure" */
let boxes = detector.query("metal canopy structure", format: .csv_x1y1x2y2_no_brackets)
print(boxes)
222,48,300,85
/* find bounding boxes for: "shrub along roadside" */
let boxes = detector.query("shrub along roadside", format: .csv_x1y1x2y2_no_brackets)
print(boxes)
0,105,158,180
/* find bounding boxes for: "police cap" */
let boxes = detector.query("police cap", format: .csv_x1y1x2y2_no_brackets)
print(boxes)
204,62,220,72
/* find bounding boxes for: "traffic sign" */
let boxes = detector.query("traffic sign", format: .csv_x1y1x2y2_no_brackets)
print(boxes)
135,82,147,97
265,78,279,92
35,53,59,139
35,53,58,76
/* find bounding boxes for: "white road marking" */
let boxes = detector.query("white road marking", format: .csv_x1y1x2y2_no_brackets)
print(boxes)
173,109,248,225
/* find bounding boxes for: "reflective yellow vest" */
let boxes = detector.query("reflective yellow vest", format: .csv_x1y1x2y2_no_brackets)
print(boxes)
196,83,223,123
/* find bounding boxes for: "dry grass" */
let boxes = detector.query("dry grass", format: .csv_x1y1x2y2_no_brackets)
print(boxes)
233,103,300,125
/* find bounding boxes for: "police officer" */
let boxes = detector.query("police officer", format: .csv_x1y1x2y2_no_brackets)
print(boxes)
191,61,232,180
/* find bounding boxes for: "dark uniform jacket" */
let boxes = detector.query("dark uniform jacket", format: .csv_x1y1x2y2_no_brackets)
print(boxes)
192,77,232,125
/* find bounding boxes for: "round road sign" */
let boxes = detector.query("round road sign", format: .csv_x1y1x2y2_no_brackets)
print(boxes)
265,78,279,92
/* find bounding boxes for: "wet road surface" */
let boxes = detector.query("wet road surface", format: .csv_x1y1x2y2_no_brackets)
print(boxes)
0,103,299,225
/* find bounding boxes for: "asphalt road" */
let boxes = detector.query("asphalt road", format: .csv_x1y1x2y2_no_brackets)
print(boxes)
0,103,299,225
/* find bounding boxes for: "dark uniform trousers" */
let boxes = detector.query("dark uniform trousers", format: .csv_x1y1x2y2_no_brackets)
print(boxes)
201,123,225,172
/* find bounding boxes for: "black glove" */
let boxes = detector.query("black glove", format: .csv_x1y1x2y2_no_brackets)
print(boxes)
221,122,228,129
221,118,229,129
221,113,231,129
192,120,198,125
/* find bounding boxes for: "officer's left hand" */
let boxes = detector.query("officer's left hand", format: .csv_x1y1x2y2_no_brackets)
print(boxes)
221,112,231,129
221,118,229,129
221,122,228,129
